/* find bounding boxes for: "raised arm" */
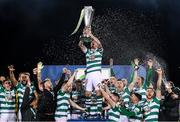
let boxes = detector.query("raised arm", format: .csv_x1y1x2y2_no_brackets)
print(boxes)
62,70,78,91
85,27,103,48
128,58,139,91
143,59,153,89
104,84,113,96
66,70,77,87
156,68,163,99
99,84,116,108
78,41,87,53
68,99,85,111
54,71,66,93
128,62,135,84
37,62,44,91
8,65,18,86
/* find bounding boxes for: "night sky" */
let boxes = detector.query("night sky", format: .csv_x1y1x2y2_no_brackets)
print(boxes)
0,0,180,85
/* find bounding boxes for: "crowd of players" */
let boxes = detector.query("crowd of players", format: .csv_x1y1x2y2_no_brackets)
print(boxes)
0,27,180,122
0,59,179,122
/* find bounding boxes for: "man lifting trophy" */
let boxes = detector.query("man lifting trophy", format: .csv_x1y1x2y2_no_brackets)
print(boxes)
72,6,104,116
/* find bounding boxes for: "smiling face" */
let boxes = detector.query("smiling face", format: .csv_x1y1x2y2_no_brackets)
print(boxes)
115,80,124,91
19,73,30,85
130,93,139,104
136,76,144,87
110,77,117,85
3,80,12,91
146,88,155,99
121,78,128,86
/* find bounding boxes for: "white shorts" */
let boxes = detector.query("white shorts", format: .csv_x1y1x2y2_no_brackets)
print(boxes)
120,115,128,122
129,118,141,122
85,71,102,91
0,113,16,121
55,117,67,122
71,114,80,119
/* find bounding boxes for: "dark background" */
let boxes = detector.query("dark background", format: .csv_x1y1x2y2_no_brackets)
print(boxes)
0,0,179,85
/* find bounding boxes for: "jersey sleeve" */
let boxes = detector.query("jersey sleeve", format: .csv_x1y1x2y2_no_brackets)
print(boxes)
15,82,21,89
0,85,4,93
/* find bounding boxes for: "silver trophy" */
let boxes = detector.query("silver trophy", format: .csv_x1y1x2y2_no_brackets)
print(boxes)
84,6,94,27
70,6,94,43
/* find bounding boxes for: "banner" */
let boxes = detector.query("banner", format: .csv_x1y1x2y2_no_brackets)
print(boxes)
41,65,146,86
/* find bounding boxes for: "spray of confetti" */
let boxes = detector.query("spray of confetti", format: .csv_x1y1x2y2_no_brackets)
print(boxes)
41,8,168,80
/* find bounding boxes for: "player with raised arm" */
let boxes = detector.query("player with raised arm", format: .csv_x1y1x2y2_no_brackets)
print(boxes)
79,27,103,115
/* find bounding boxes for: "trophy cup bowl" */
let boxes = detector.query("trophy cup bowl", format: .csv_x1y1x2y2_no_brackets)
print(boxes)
80,6,94,43
84,6,94,27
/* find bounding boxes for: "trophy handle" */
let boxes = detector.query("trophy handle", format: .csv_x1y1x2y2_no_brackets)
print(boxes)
70,9,85,36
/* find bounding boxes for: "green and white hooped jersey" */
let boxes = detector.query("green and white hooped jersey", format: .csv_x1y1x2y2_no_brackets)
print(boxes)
119,87,130,108
128,104,143,120
71,90,81,114
85,48,103,74
109,85,116,93
16,82,35,109
55,90,70,118
108,105,121,122
72,90,80,103
144,97,160,121
90,102,98,115
0,86,16,114
134,87,146,105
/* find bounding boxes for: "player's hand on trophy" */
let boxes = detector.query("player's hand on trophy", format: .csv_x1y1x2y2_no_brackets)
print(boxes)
86,27,92,36
83,27,87,35
8,65,15,72
83,27,91,36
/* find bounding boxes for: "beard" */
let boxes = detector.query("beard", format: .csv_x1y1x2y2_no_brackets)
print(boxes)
118,86,123,91
5,87,11,91
22,80,27,86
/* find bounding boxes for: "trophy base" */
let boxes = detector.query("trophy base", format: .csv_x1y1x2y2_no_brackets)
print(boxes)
80,36,92,43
